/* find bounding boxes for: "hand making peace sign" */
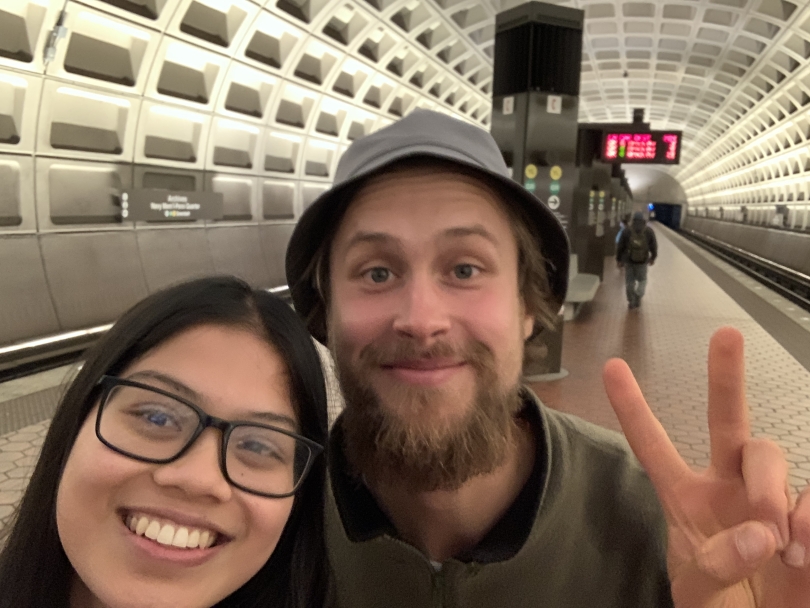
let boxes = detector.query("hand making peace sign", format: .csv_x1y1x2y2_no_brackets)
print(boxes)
603,327,810,608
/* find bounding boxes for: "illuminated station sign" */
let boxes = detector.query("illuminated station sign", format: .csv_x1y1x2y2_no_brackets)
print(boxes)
601,131,682,164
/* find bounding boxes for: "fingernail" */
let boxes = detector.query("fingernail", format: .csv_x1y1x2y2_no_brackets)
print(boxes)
784,541,806,568
736,525,769,563
766,523,785,550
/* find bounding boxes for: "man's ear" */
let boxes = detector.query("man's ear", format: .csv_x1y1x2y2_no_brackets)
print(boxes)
523,314,535,340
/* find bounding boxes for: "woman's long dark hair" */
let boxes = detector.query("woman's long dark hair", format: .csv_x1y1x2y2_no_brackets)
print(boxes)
0,276,329,608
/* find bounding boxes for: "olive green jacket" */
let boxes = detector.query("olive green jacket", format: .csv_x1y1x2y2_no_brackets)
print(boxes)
325,389,673,607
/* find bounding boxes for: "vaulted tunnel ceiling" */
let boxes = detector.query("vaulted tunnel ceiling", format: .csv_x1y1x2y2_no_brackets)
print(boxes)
0,0,808,219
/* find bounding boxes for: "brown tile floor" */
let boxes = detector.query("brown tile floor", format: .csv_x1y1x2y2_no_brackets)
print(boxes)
0,420,48,529
531,225,810,494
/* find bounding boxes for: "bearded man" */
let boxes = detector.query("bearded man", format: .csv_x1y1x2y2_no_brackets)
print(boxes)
287,110,809,608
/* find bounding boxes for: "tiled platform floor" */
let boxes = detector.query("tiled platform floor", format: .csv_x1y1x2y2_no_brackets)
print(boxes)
2,224,810,534
0,420,48,527
531,224,810,493
0,364,77,531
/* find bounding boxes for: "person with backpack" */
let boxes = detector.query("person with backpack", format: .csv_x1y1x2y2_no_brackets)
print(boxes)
617,211,658,309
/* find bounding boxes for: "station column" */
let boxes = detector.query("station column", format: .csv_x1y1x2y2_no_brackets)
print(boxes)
490,1,584,378
490,1,584,234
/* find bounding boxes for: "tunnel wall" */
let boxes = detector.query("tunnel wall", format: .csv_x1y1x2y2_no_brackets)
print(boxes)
0,0,496,348
0,220,295,346
683,215,810,277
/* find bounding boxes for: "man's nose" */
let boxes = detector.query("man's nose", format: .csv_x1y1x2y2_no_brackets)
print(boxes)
391,273,451,340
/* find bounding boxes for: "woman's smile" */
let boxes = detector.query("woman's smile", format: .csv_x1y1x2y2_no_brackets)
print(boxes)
123,512,221,550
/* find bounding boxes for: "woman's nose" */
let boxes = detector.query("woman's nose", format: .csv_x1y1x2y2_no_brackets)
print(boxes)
151,428,233,502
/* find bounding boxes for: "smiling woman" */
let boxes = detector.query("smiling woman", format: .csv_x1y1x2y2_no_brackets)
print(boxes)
0,277,329,608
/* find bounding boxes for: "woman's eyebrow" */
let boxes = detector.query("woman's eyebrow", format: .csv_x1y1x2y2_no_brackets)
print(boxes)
240,411,298,431
126,370,202,402
126,371,299,429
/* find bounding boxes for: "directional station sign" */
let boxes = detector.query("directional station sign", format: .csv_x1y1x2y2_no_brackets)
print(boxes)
122,189,224,222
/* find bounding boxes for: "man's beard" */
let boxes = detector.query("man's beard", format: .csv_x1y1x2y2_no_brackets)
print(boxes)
331,333,524,492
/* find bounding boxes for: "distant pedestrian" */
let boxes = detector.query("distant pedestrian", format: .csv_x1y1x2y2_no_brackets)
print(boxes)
616,211,657,309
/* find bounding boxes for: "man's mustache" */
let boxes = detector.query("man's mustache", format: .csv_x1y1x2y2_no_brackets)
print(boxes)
357,339,490,370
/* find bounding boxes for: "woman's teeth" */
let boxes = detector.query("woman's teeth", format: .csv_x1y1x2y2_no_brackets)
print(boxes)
126,514,217,549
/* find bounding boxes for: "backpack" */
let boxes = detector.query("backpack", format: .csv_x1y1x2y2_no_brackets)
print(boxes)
628,229,649,263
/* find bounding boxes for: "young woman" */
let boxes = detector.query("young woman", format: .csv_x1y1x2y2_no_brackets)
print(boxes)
0,276,329,608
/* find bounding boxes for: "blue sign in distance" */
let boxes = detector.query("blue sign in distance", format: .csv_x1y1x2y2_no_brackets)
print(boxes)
549,181,561,195
525,179,536,192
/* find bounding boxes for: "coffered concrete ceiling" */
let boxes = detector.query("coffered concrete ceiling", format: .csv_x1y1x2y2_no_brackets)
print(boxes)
1,0,808,212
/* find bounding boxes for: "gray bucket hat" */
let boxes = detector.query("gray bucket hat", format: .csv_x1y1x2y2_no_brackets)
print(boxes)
285,109,569,340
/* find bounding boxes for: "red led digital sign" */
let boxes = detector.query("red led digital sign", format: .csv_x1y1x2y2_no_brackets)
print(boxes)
602,131,681,164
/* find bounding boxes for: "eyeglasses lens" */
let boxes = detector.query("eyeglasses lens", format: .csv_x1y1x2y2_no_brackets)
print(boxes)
225,425,313,496
99,384,312,496
99,384,199,461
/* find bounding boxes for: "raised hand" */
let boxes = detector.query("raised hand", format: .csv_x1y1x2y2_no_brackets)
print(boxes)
603,327,810,607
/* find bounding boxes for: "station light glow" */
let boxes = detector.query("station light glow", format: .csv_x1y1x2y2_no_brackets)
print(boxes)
0,73,28,88
150,105,205,123
271,131,302,143
78,11,151,40
58,86,130,107
219,118,259,134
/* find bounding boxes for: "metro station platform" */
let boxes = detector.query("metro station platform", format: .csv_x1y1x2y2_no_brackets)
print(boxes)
2,223,810,533
531,224,810,494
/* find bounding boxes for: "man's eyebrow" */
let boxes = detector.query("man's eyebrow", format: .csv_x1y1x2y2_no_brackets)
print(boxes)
345,226,499,251
344,231,402,251
441,225,500,246
126,370,202,402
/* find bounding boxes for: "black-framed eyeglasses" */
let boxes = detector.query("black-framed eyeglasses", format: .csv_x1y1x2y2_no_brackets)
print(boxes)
95,375,324,498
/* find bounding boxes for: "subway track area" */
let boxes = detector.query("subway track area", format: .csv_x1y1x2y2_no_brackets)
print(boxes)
681,228,810,313
3,223,810,533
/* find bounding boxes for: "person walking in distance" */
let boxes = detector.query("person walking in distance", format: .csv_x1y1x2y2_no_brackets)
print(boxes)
617,211,657,309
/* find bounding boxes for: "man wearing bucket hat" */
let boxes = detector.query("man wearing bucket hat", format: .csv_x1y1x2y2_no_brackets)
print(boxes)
287,110,806,608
